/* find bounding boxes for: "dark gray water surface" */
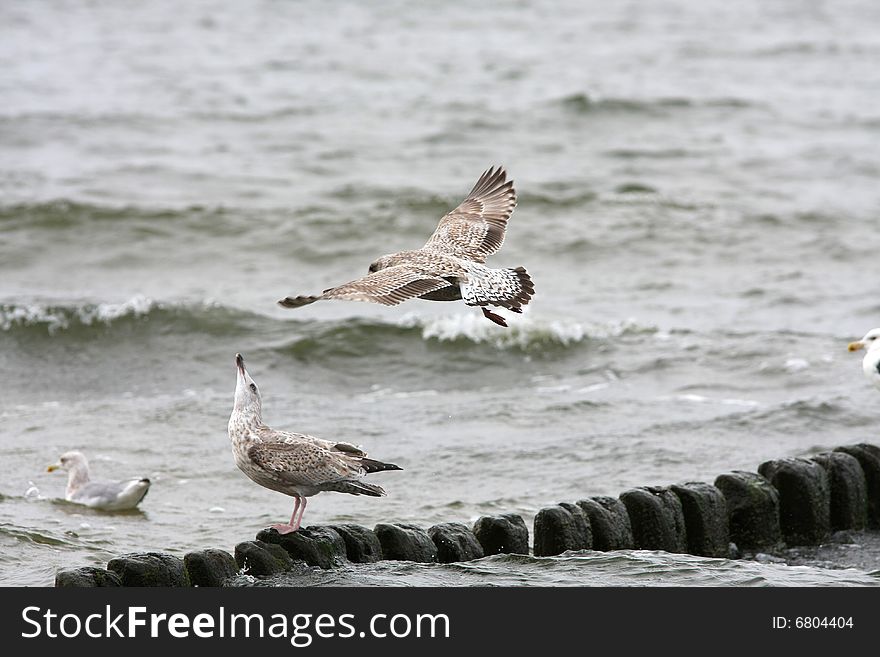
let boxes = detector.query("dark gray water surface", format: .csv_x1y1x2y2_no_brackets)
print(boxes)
2,0,880,586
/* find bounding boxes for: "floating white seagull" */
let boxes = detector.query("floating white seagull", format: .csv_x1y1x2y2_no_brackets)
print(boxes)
848,328,880,389
47,451,151,511
278,166,534,327
228,354,402,534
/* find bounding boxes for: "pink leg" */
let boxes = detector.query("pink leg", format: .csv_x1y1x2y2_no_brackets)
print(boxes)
293,497,308,530
289,496,302,526
270,495,301,535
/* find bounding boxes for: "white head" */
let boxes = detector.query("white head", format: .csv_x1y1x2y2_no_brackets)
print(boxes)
47,451,91,492
47,450,89,475
233,353,262,419
848,328,880,354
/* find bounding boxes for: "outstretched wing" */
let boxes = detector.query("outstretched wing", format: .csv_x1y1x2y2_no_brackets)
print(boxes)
247,441,363,488
278,265,450,308
423,166,517,263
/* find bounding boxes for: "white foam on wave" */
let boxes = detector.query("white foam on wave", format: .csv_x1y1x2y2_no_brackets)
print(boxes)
358,386,440,400
0,294,156,333
721,398,761,408
784,357,810,372
664,393,760,408
397,311,652,349
24,482,43,500
675,393,709,403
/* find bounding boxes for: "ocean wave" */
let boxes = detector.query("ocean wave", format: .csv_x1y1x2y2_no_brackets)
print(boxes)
718,397,875,434
275,313,655,364
0,200,257,237
640,395,866,441
736,398,852,423
0,296,156,334
0,526,70,548
1,295,654,358
0,296,259,337
253,549,879,587
0,199,168,226
604,147,701,160
398,312,653,350
519,188,598,209
554,93,753,116
0,198,449,259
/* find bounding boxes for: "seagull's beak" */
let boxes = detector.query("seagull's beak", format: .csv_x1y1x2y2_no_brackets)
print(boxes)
848,341,865,352
47,463,60,473
235,353,246,375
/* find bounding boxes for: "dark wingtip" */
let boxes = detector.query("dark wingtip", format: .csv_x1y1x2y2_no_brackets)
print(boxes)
362,459,404,473
278,295,320,308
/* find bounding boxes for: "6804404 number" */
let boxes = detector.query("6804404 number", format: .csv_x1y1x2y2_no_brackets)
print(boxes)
796,617,853,629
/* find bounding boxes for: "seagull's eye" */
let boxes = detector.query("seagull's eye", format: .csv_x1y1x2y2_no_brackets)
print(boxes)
249,383,257,392
368,263,378,273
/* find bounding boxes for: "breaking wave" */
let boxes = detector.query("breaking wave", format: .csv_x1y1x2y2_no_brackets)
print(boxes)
1,295,654,357
398,312,653,350
0,296,259,337
0,295,157,333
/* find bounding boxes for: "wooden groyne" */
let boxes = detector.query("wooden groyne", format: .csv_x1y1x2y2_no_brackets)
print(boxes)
55,443,880,586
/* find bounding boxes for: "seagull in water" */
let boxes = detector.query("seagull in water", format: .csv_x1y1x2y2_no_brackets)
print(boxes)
47,451,151,511
278,166,535,327
228,354,402,534
848,328,880,389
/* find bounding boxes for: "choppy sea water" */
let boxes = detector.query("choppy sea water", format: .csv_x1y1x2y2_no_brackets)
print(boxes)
2,0,880,586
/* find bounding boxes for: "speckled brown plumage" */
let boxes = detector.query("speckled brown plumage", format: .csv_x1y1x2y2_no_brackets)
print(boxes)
228,354,401,533
278,166,534,326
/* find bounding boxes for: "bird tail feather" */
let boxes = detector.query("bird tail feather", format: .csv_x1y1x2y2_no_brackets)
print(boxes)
462,266,535,312
323,480,387,497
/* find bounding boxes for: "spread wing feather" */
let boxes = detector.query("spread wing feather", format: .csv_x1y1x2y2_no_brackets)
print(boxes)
279,265,450,308
423,166,517,263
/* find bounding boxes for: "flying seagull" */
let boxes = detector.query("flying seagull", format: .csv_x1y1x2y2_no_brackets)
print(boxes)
47,451,151,511
228,353,402,534
848,328,880,389
278,166,534,327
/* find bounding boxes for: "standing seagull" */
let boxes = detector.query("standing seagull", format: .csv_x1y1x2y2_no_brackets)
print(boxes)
278,166,535,327
47,451,150,511
228,353,402,534
848,328,880,389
